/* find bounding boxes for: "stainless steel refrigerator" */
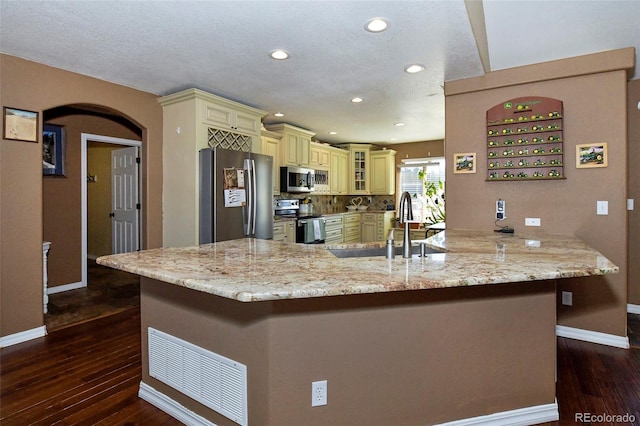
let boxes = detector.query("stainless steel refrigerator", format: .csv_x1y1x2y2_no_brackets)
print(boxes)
199,148,273,243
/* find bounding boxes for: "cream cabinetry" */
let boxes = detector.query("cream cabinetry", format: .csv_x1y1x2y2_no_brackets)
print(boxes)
202,101,263,135
310,142,331,168
329,148,348,195
261,130,282,195
343,213,361,243
345,144,372,194
361,211,395,242
324,215,344,244
370,149,396,195
159,88,266,247
266,123,315,167
273,220,296,243
311,142,331,194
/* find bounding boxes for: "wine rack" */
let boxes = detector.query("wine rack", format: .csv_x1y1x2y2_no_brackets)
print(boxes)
486,97,565,181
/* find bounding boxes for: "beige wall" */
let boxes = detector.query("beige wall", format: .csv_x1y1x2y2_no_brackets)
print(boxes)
629,79,640,306
141,278,556,425
389,139,445,162
0,54,163,337
444,48,633,337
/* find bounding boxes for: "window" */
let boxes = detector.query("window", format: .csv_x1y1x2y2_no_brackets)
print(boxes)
398,158,445,224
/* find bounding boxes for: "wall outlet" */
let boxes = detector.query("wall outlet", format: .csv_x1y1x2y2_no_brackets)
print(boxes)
312,380,327,407
597,201,608,215
561,291,573,306
496,199,506,221
525,218,541,227
628,199,635,211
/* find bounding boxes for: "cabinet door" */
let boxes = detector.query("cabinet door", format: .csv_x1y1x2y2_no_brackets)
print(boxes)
370,151,396,195
203,102,235,129
330,150,348,194
350,147,370,194
235,110,262,134
282,134,300,166
261,136,281,195
298,135,311,166
361,221,377,242
285,221,296,243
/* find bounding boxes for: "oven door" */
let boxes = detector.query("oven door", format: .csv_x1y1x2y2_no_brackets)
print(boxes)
296,217,326,244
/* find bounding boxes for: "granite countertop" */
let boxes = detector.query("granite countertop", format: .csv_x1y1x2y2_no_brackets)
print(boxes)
97,229,618,302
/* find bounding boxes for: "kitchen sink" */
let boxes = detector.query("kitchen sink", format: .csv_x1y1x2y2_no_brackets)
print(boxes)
328,245,439,258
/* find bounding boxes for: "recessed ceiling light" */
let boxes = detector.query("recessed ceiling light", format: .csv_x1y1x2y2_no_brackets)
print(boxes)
269,49,290,60
274,112,284,117
404,64,425,74
365,18,389,33
328,131,337,135
394,122,405,127
351,97,364,103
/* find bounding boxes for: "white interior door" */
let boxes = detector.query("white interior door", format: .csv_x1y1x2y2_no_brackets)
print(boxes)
111,146,140,254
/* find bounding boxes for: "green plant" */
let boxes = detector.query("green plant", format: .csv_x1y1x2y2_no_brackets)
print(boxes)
418,171,445,225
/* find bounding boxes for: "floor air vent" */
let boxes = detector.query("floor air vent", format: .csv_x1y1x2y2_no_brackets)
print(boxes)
148,328,247,426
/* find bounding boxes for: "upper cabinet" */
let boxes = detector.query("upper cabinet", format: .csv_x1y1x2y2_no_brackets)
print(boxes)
203,101,263,135
310,142,331,169
370,149,396,195
266,123,315,167
329,147,349,195
340,144,373,194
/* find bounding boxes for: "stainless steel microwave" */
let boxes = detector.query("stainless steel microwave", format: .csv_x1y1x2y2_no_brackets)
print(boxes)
280,166,315,193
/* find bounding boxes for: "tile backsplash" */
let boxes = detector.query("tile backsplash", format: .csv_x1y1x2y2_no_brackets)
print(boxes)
277,193,396,215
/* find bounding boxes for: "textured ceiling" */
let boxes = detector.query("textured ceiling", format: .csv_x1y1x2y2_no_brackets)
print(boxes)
1,1,638,145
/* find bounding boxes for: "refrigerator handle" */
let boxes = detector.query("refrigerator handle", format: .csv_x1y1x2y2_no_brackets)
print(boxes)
243,158,252,236
250,159,257,235
243,158,257,236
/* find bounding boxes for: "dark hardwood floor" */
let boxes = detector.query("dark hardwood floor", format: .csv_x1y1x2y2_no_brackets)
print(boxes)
0,307,180,425
45,260,140,331
2,303,639,425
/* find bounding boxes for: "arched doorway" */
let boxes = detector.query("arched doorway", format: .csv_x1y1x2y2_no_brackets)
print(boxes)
42,104,143,329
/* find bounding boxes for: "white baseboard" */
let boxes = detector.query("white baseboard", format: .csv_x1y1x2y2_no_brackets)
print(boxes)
556,325,630,349
628,304,640,314
435,400,558,426
47,281,85,295
139,381,217,426
0,325,46,348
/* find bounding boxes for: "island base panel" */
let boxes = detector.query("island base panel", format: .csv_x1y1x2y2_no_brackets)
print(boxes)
140,278,557,426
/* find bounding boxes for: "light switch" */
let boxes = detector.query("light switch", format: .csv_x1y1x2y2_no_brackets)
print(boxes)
628,199,635,211
597,201,608,215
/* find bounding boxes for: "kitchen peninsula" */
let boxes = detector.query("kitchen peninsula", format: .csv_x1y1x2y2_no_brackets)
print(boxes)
98,230,617,426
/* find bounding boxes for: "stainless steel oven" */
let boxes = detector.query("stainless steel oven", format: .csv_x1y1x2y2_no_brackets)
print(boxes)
296,216,326,244
274,199,325,244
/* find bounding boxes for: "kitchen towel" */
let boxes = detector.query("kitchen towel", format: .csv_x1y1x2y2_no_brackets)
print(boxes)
304,219,326,243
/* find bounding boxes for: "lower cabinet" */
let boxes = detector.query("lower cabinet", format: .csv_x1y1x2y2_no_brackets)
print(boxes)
273,220,296,243
343,213,361,243
361,211,395,242
324,215,344,244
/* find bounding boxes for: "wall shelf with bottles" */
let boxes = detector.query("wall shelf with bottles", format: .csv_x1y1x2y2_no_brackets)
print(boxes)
486,97,565,181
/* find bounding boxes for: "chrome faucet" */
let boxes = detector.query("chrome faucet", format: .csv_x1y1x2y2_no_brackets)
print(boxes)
398,191,414,258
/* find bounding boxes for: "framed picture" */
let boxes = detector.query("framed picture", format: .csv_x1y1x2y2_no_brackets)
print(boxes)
453,152,476,174
3,107,38,142
43,124,66,176
576,143,608,168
